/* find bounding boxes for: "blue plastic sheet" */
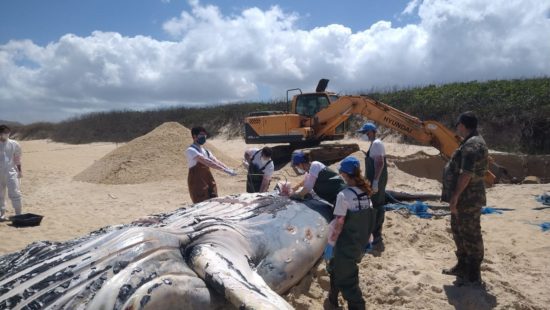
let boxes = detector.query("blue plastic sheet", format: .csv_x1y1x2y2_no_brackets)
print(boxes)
384,202,514,218
384,201,432,219
540,222,550,232
481,207,503,215
535,193,550,206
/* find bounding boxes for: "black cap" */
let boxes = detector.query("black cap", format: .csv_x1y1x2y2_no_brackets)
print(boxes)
455,111,477,130
261,146,272,158
0,124,10,133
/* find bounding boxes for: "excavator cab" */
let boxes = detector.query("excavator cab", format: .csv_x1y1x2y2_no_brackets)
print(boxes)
292,78,333,116
294,93,331,116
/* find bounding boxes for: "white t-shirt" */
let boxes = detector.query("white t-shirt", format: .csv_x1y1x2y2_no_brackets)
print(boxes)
246,148,274,178
368,138,385,159
245,148,259,160
186,144,216,168
333,187,372,216
303,161,325,189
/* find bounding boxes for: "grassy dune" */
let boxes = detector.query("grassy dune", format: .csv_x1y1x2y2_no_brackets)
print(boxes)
10,78,550,154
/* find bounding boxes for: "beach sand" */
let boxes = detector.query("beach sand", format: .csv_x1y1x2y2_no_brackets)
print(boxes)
1,128,548,309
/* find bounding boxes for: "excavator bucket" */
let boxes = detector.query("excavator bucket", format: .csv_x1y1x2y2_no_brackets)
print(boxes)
270,143,359,170
304,143,360,165
316,79,329,92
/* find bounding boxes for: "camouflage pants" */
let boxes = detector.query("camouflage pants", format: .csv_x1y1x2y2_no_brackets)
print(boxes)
450,203,484,262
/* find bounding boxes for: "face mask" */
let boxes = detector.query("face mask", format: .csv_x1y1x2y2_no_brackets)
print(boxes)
361,134,371,141
197,135,207,145
296,167,306,175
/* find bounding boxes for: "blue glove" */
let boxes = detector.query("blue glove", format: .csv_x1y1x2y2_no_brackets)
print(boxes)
224,168,237,176
323,244,334,261
372,180,379,193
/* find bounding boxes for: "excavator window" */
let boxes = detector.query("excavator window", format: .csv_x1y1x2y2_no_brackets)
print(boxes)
295,94,331,117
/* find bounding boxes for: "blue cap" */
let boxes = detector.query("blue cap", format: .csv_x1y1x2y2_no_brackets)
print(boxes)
357,122,377,133
339,156,360,175
291,151,308,166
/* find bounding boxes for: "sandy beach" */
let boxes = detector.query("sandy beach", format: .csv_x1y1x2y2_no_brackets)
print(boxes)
1,125,549,309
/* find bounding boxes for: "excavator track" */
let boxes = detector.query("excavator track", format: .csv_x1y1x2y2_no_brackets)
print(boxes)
271,143,359,170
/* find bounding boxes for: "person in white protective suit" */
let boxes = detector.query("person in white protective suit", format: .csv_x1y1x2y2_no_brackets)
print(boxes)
0,125,23,220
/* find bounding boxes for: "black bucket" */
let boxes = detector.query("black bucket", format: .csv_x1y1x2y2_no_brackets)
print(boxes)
10,213,44,227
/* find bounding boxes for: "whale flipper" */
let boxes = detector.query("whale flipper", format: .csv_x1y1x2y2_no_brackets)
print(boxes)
189,242,293,310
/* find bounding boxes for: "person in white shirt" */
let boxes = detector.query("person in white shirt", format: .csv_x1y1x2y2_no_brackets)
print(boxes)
290,151,346,205
357,122,388,246
244,147,274,193
186,126,236,203
323,156,376,310
0,125,23,220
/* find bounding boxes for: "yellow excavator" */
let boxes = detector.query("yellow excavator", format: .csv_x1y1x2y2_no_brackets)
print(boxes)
244,79,498,185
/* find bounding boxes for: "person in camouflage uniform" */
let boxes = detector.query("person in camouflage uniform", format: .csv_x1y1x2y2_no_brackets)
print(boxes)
441,111,488,285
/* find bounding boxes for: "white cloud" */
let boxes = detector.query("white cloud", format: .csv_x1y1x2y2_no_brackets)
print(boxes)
402,0,421,15
1,0,549,123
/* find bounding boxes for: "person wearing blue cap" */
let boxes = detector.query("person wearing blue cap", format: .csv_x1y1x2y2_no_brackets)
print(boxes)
357,122,387,247
324,156,376,310
290,151,346,205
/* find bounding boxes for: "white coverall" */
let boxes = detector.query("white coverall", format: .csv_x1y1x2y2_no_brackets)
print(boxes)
0,139,22,216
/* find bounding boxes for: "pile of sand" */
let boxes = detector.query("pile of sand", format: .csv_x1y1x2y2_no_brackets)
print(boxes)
74,122,239,184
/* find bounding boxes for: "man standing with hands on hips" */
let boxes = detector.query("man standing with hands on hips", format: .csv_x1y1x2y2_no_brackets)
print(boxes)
357,122,387,247
441,111,488,285
186,126,236,204
0,124,23,220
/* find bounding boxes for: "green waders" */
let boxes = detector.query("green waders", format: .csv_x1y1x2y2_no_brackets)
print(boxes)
328,188,377,310
313,168,347,205
246,150,272,193
365,150,388,241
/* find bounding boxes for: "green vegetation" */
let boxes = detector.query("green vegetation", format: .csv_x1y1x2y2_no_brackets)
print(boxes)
9,78,550,154
367,78,550,154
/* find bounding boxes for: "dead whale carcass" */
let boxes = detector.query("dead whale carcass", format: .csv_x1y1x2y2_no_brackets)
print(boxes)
0,193,333,309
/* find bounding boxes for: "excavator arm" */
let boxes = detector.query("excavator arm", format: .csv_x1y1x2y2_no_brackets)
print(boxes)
313,96,461,159
313,95,495,185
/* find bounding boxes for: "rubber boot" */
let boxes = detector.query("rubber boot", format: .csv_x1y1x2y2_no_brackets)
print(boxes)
442,252,466,277
347,300,366,310
328,274,340,308
465,259,482,284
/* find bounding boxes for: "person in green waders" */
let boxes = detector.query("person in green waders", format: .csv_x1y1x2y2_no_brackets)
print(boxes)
357,122,388,247
324,156,376,310
244,146,274,193
290,151,347,205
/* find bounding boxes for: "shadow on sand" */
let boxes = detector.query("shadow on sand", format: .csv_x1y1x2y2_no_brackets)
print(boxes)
444,282,497,310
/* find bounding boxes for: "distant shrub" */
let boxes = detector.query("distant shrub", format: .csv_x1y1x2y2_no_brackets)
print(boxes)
13,78,550,154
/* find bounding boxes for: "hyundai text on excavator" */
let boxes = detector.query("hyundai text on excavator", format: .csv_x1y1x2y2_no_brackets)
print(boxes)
244,79,497,186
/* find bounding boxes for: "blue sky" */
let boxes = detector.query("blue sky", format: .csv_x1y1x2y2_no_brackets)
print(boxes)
0,1,414,45
1,0,549,123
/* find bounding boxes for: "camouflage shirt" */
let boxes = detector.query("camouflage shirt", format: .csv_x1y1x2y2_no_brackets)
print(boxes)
442,132,488,205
